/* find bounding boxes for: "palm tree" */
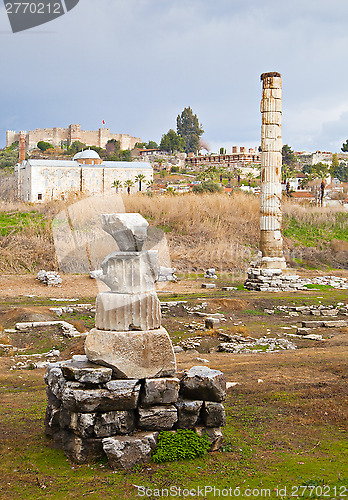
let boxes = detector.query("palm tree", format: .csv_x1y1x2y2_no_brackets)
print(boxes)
124,179,134,195
111,179,122,193
135,173,146,192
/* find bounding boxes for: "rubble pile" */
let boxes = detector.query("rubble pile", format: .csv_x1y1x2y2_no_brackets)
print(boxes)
37,270,62,287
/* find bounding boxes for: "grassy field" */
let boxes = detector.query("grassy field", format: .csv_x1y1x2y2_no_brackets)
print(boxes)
0,283,347,499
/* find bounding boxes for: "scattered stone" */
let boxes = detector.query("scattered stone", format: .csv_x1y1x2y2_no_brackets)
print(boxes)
302,334,323,341
15,321,82,338
302,321,324,328
173,345,184,353
201,283,216,289
157,267,177,282
89,270,103,279
36,270,62,286
323,320,347,328
204,269,218,279
222,287,237,291
205,317,220,329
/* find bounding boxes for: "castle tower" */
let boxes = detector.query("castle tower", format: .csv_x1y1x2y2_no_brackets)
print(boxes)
259,72,286,269
68,124,81,145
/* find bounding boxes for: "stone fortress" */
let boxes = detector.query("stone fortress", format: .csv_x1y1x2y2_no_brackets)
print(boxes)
7,123,141,151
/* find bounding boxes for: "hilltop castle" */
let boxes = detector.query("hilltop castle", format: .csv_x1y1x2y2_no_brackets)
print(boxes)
7,124,141,151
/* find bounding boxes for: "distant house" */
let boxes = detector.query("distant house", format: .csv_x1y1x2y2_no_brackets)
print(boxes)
15,149,153,202
290,191,316,203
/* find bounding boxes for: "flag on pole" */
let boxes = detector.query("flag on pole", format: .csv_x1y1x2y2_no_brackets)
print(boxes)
102,120,105,125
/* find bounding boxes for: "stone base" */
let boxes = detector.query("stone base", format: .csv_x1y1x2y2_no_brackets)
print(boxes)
85,327,176,379
44,361,226,469
244,267,306,292
260,256,287,270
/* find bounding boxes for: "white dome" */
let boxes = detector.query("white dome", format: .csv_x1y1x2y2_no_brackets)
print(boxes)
73,152,82,160
78,149,101,160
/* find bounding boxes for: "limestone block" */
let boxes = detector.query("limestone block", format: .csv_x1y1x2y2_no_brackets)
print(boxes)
180,366,226,402
201,402,226,427
302,321,324,328
194,426,224,452
60,358,112,384
323,320,347,328
137,405,178,430
59,408,95,438
101,213,149,252
94,410,135,437
85,327,176,379
205,317,220,329
175,399,203,429
262,76,282,89
140,378,180,406
44,364,66,399
102,432,158,470
262,88,282,99
61,380,141,412
261,151,282,168
62,431,104,464
260,98,282,113
100,251,158,293
261,138,283,152
261,124,281,140
95,291,161,331
261,111,282,125
44,404,61,436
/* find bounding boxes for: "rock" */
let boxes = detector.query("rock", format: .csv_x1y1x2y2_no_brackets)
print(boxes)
174,345,184,353
102,432,158,470
158,267,177,282
303,334,323,341
321,309,338,316
302,321,324,328
36,270,62,286
204,269,218,279
201,283,216,289
222,287,236,291
180,366,226,402
94,411,135,437
101,213,149,252
137,405,178,430
62,431,104,464
296,328,312,335
44,365,66,399
140,378,180,406
59,409,95,438
61,380,141,412
60,358,113,384
175,399,202,429
95,291,161,331
323,320,347,328
89,270,103,279
194,426,224,452
205,317,220,329
85,327,176,379
201,402,226,427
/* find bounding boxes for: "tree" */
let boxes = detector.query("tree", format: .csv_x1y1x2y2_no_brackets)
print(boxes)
147,141,158,149
282,144,296,165
119,149,132,161
68,141,86,155
135,173,146,191
311,162,330,180
177,107,204,154
160,129,185,153
332,162,348,182
124,179,134,195
341,140,348,152
111,179,122,193
37,141,54,151
192,180,223,194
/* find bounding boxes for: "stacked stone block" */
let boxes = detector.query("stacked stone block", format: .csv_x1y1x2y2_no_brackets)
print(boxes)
45,361,226,468
244,267,306,292
45,213,226,469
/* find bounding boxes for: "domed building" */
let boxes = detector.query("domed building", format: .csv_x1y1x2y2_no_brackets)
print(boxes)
15,149,153,202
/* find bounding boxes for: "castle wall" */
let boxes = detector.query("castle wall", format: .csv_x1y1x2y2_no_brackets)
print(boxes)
7,124,141,151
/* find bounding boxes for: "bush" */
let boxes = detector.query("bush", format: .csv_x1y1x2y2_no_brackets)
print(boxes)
171,166,179,173
152,429,210,463
37,141,54,151
192,180,223,193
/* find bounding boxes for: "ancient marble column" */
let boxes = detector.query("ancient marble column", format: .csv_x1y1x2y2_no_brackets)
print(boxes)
259,72,286,269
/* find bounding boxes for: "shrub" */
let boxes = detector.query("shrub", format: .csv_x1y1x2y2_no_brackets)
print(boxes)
37,141,54,151
192,180,223,193
152,429,210,463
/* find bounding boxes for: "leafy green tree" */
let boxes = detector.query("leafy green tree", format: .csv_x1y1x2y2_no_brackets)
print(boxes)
282,144,296,165
341,140,348,152
311,162,330,180
192,180,223,193
177,107,204,154
135,173,146,191
147,141,158,149
160,129,185,153
0,149,19,168
37,141,54,151
119,149,132,162
332,162,348,182
68,141,86,155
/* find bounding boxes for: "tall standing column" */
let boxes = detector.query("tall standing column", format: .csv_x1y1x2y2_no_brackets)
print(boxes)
260,72,286,269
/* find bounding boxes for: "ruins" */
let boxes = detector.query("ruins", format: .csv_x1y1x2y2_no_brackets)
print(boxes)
244,72,304,292
44,213,226,468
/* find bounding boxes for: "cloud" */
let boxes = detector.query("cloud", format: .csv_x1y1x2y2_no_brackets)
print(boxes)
1,0,348,151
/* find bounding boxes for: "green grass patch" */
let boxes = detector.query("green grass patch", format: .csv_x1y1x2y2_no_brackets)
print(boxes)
0,211,46,236
283,213,348,247
303,284,333,290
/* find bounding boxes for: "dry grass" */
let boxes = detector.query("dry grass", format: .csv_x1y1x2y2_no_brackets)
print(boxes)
124,192,260,271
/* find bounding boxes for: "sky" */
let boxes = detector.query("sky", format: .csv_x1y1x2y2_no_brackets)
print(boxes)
1,0,348,153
